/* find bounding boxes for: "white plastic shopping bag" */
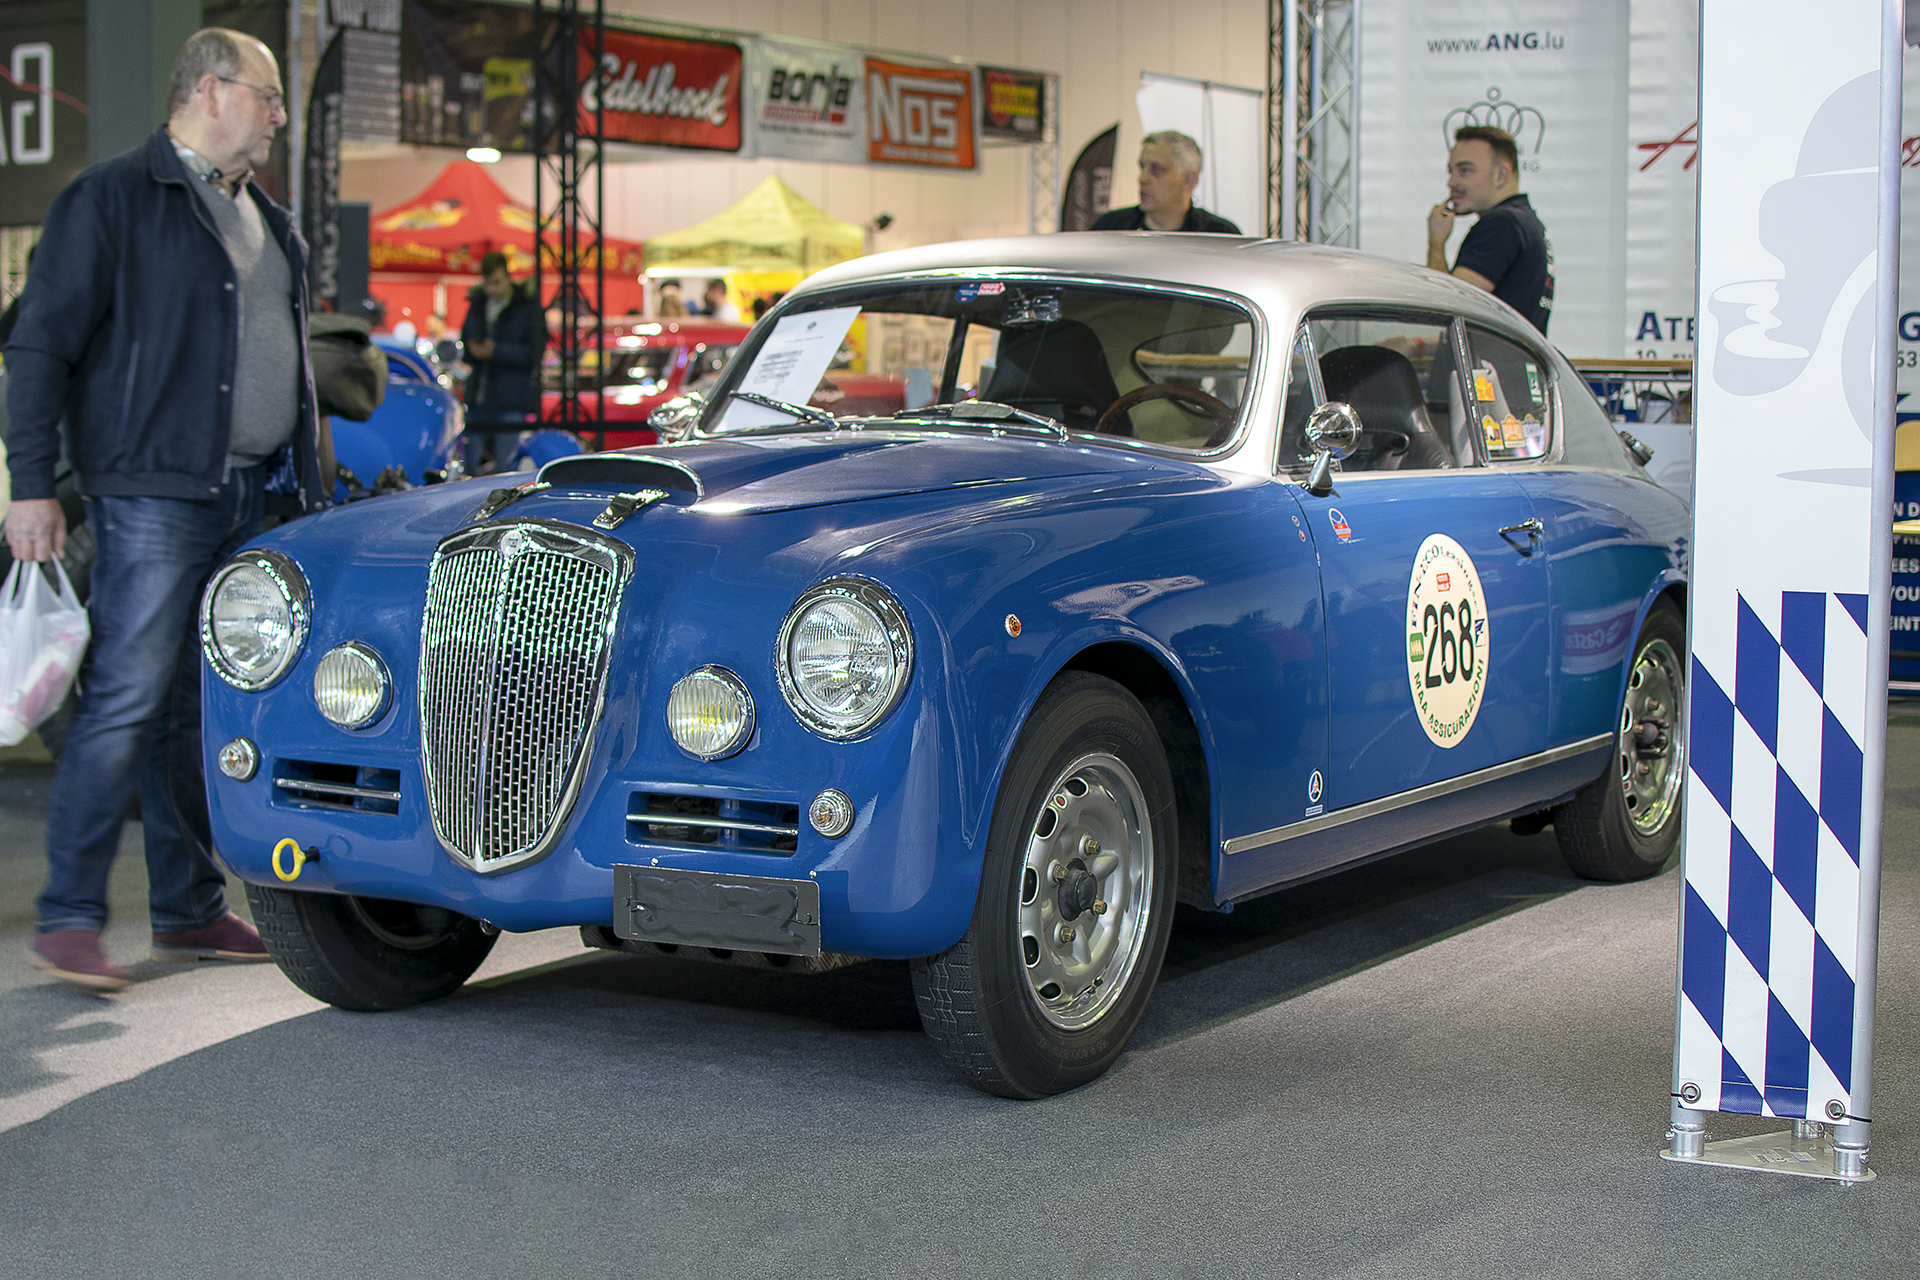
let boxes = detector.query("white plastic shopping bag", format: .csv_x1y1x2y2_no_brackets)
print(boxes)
0,558,90,746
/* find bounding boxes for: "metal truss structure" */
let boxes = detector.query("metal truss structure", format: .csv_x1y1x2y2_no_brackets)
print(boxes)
1028,75,1063,234
1269,0,1358,246
533,0,607,446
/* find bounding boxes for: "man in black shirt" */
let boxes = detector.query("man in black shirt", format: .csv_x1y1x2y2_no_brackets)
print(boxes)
1091,131,1241,234
1425,126,1554,334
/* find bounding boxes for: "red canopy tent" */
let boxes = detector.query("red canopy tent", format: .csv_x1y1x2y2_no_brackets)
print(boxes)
366,160,647,330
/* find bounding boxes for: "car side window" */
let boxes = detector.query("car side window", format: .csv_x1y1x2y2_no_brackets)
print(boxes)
1460,324,1554,462
1301,313,1464,473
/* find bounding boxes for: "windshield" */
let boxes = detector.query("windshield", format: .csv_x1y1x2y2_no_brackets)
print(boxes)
541,347,675,395
700,279,1256,450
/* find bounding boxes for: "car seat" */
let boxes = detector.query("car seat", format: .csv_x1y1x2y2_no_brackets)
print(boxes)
983,320,1122,433
1318,345,1456,471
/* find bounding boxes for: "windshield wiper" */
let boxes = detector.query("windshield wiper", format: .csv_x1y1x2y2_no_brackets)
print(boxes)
895,400,1067,439
724,389,838,430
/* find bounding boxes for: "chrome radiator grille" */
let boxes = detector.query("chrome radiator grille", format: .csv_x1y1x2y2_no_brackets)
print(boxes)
419,519,633,872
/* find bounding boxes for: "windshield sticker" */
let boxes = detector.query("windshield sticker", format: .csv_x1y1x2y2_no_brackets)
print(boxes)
1405,534,1489,748
1525,363,1543,402
719,305,862,430
1474,372,1496,402
1482,415,1501,446
955,282,1006,301
1502,415,1525,445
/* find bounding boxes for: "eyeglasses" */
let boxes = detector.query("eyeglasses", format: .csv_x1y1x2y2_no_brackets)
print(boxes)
215,76,286,114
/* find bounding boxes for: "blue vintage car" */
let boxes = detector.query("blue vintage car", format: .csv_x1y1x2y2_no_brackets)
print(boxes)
199,235,1688,1097
327,336,464,500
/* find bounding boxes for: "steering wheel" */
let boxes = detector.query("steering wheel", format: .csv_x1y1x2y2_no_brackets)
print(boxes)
1091,382,1236,444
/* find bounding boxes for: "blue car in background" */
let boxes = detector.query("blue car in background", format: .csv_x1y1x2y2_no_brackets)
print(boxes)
198,235,1688,1098
328,336,464,501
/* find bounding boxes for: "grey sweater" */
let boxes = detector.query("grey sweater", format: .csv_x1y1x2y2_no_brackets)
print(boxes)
181,158,300,469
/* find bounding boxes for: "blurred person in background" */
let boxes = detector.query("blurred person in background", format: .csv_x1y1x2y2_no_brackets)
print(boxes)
1424,125,1554,335
1091,131,1240,233
698,278,740,322
459,250,546,473
3,28,331,990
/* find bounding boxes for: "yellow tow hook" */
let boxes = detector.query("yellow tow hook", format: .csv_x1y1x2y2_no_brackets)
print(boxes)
271,838,319,883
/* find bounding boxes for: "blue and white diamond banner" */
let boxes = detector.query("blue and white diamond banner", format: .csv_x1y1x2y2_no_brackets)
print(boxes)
1680,0,1897,1127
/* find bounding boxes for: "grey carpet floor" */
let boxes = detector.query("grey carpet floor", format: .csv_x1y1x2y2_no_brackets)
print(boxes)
0,710,1914,1278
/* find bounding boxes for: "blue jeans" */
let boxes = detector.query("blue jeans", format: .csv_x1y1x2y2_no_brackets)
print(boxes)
35,465,266,934
462,412,532,475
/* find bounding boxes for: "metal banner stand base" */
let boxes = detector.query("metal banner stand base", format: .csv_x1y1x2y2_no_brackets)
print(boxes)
1664,1118,1875,1183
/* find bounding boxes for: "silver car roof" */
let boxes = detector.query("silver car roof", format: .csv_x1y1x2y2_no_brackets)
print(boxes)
787,233,1555,477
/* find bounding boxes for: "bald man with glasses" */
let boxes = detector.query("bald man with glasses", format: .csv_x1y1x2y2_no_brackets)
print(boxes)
3,28,331,991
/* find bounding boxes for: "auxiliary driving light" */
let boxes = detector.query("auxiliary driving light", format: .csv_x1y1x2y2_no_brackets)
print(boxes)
313,642,391,728
666,666,754,759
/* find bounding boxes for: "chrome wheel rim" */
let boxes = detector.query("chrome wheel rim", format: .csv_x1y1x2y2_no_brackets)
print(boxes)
1016,752,1154,1032
1619,637,1685,836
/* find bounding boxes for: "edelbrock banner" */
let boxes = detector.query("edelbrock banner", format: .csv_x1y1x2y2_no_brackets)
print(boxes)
1671,0,1895,1178
1358,0,1629,355
748,36,864,164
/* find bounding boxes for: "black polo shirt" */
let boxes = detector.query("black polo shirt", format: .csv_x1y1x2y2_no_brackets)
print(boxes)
1454,193,1555,335
1090,204,1242,234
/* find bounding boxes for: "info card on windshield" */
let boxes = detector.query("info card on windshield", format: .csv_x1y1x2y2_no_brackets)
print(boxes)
719,306,862,430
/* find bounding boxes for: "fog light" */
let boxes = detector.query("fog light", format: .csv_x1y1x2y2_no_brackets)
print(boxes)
809,788,855,838
218,737,259,781
313,642,391,728
666,666,754,760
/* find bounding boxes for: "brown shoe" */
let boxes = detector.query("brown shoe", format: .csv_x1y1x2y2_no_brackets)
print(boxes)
30,929,133,992
152,911,271,963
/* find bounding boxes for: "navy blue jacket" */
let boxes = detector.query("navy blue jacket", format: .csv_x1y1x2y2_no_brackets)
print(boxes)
459,281,547,422
3,128,326,509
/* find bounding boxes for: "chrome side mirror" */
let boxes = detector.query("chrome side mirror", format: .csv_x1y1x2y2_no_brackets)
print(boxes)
1303,401,1363,497
648,392,706,443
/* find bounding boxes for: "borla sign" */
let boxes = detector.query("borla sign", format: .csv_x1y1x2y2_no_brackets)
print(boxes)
581,29,742,152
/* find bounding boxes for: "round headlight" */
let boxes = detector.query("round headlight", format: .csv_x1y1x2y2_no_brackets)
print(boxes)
314,642,391,728
667,666,754,759
201,551,310,690
777,579,913,739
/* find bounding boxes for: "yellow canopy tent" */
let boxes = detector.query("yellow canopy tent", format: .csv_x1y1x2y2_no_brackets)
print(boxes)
644,177,865,316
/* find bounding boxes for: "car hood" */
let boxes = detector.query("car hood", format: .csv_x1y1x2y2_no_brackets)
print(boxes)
530,432,1173,515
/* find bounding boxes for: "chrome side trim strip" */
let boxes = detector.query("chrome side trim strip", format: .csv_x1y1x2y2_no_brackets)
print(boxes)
1222,733,1613,856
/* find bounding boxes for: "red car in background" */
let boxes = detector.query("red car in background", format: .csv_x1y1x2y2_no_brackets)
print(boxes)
540,318,750,449
538,316,916,448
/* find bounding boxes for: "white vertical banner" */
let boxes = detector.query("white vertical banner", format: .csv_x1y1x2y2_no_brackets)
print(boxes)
1135,73,1265,236
1357,0,1629,355
1623,0,1699,359
1672,0,1895,1177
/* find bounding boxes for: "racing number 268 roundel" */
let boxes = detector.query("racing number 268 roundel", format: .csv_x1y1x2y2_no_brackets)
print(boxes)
1405,534,1489,747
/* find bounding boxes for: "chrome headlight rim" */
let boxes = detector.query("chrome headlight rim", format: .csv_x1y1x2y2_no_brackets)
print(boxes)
776,577,914,741
313,641,393,730
666,664,756,761
200,550,311,692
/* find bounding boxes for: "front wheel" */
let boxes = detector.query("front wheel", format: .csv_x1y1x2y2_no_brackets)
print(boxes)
245,882,497,1011
1553,600,1686,881
912,672,1178,1098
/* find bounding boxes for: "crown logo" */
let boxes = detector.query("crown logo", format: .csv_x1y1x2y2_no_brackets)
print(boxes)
1444,87,1545,154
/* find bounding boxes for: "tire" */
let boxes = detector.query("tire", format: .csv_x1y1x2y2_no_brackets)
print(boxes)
1554,600,1686,881
911,672,1178,1098
245,881,497,1011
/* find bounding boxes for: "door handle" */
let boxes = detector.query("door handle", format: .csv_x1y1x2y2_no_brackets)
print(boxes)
1498,518,1544,553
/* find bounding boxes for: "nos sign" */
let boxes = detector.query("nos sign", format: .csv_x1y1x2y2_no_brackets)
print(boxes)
1,11,88,227
865,58,975,169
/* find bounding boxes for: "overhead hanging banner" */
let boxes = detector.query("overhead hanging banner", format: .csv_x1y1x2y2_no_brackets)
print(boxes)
1357,0,1629,355
980,66,1045,140
747,37,864,164
865,57,976,169
399,0,546,152
582,27,742,153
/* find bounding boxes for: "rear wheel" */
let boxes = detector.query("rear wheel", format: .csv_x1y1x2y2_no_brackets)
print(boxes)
911,672,1177,1098
1554,601,1686,881
245,881,496,1010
